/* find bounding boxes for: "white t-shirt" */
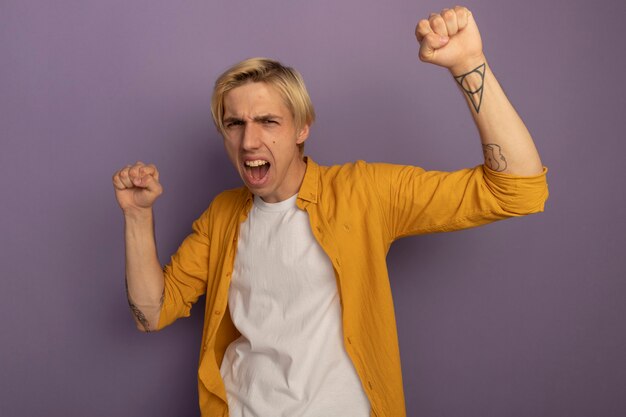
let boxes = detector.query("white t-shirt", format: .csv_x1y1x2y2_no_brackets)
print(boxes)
220,194,370,416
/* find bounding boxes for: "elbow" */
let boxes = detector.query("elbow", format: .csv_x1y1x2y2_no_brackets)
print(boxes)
135,323,158,333
129,305,161,333
133,318,160,333
483,166,549,216
497,189,548,217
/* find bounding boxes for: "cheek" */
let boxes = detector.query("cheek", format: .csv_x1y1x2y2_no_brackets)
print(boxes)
266,137,279,152
223,142,239,164
224,135,239,151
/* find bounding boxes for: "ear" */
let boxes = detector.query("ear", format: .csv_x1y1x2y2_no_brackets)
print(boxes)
296,124,310,145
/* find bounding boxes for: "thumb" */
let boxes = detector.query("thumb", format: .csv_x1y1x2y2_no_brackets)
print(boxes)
418,33,449,62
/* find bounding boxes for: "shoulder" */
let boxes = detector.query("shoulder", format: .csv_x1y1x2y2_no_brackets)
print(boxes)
317,160,373,179
190,187,249,236
212,186,249,205
318,160,427,184
209,187,250,214
194,187,249,223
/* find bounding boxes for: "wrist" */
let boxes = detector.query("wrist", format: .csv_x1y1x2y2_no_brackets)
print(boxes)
123,206,154,224
449,54,487,77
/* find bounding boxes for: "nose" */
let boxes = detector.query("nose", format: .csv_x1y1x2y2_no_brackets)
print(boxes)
242,123,262,151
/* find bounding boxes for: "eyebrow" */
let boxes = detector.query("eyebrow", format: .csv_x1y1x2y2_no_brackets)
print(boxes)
223,114,283,124
253,114,282,122
223,116,243,124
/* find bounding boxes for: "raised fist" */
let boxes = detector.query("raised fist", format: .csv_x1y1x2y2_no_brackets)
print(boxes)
415,6,484,74
112,162,163,214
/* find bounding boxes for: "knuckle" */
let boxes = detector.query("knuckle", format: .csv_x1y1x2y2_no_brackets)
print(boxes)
430,15,444,27
442,9,455,20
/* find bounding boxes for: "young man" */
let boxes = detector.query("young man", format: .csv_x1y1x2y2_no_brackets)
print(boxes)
112,6,548,417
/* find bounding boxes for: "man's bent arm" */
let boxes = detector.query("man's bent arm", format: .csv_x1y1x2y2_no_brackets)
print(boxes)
416,7,544,176
113,162,165,332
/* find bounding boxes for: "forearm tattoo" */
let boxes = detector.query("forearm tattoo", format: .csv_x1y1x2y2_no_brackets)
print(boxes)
482,143,508,172
454,63,486,114
125,277,152,332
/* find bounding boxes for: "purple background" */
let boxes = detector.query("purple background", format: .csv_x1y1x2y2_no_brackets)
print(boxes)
1,0,625,416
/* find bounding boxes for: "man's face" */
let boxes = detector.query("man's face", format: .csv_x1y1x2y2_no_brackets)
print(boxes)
222,82,309,203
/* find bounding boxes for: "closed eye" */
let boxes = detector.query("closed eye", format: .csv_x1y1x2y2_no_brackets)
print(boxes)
224,119,244,128
254,114,282,125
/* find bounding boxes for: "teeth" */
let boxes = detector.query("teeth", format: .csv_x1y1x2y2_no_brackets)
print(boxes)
245,160,268,167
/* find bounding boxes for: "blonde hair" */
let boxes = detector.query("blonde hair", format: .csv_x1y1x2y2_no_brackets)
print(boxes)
211,58,316,148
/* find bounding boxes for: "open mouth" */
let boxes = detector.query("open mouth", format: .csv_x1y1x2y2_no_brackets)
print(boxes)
243,159,271,183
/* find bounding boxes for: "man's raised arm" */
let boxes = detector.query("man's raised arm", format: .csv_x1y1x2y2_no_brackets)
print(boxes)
416,6,543,176
112,162,165,332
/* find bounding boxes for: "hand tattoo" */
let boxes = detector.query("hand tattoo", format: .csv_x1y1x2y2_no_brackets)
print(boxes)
454,63,486,114
482,144,507,172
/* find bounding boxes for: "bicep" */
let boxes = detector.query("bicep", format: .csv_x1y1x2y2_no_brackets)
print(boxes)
158,211,211,329
369,163,511,240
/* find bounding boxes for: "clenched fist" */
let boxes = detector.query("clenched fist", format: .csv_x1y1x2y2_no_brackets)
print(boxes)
112,162,163,214
415,6,484,74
